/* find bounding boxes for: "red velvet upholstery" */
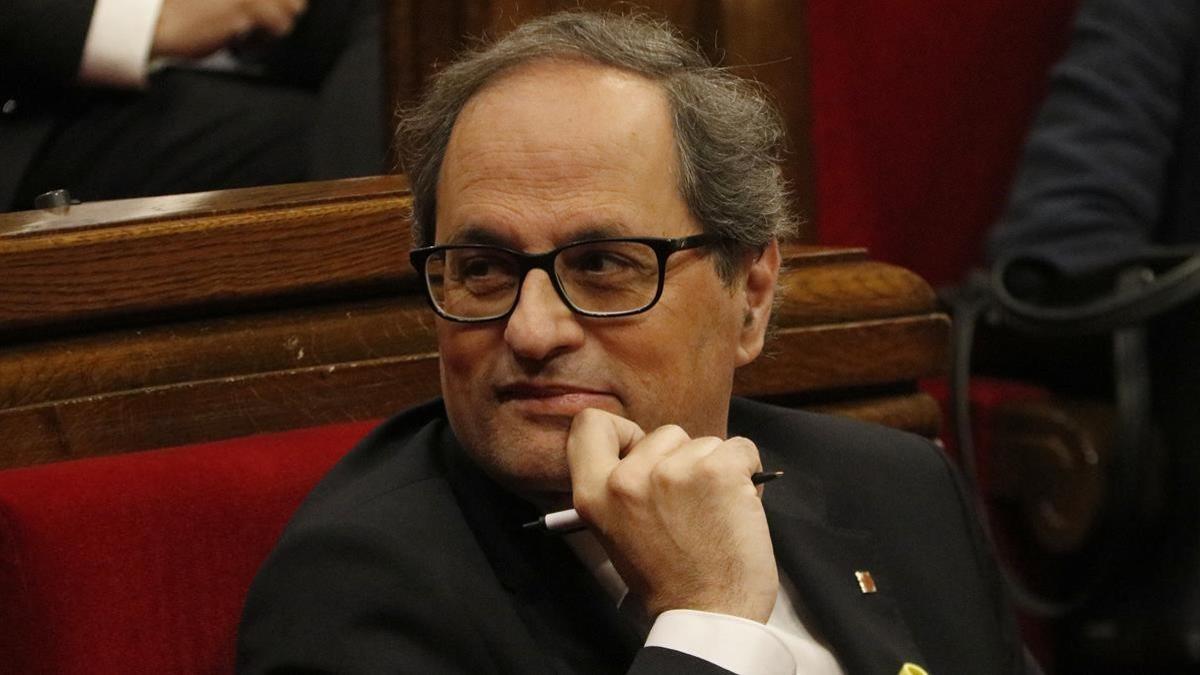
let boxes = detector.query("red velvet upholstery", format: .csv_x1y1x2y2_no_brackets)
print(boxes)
808,0,1079,286
0,420,377,675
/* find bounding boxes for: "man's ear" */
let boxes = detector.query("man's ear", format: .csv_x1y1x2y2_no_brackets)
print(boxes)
735,239,781,367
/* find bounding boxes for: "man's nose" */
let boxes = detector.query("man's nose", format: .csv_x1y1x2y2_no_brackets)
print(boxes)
503,270,585,360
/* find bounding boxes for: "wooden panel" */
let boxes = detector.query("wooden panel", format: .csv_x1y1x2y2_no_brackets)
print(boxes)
0,250,937,409
776,252,937,325
735,314,949,395
0,356,440,468
0,177,950,469
0,297,434,409
0,176,408,234
811,392,943,439
0,322,946,469
0,176,413,339
0,388,943,471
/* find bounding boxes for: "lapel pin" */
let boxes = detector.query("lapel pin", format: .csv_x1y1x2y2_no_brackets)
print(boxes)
854,570,877,594
898,663,929,675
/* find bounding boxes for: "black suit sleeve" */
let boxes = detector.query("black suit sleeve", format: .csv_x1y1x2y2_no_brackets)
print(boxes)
0,0,96,95
938,448,1047,675
629,647,736,674
238,519,521,673
987,0,1199,277
237,507,724,674
235,0,380,90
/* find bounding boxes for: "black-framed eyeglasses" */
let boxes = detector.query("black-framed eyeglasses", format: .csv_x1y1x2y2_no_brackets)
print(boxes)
408,234,720,323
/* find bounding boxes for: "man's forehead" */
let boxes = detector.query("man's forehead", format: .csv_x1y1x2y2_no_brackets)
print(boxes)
433,58,691,246
468,57,664,109
449,59,672,150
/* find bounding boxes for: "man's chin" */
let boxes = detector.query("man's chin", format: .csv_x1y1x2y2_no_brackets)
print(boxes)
489,461,573,508
464,424,573,498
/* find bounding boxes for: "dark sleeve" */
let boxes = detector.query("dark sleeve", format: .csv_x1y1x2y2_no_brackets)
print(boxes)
629,647,737,675
986,0,1199,277
237,520,742,675
0,0,96,95
934,446,1045,675
237,519,511,674
237,0,381,89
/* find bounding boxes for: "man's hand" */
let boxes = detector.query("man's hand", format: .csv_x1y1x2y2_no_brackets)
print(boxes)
152,0,309,60
566,408,779,623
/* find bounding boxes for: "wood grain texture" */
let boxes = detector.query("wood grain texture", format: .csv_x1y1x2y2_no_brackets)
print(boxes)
0,177,950,468
0,177,413,338
0,312,947,468
0,176,409,235
810,392,943,439
1,343,944,469
1,248,940,409
1,356,440,467
0,297,436,409
736,314,949,395
775,253,938,325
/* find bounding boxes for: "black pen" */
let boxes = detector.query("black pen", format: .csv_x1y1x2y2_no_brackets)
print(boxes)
522,470,784,534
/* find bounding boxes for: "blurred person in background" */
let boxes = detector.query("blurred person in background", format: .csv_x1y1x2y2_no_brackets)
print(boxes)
0,0,386,212
988,0,1200,670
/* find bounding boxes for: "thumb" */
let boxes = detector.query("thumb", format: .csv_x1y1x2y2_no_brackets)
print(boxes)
566,409,644,500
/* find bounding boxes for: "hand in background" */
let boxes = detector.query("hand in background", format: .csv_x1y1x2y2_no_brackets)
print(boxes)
566,408,779,623
152,0,309,60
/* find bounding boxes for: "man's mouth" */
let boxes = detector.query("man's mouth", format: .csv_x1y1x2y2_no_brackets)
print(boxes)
494,382,620,416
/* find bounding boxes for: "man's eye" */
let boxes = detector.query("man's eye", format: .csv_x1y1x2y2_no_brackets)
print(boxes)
568,249,643,275
577,252,625,272
452,253,507,279
461,257,497,277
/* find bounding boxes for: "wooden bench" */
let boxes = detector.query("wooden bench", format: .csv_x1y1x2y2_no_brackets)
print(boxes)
0,175,948,469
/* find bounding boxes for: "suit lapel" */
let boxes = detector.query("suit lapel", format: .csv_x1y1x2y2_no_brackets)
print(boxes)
765,473,927,674
441,430,643,672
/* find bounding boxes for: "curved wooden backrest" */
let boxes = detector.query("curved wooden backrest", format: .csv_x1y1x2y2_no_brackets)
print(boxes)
0,176,946,469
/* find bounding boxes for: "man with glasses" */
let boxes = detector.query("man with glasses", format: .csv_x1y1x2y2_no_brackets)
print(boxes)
239,11,1038,675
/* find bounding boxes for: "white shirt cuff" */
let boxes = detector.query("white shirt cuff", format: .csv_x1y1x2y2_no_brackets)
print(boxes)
78,0,165,88
645,609,796,675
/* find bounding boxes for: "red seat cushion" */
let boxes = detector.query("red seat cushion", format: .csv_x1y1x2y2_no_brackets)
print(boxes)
0,420,378,675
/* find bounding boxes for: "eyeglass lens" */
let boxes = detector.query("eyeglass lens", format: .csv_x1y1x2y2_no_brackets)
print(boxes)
424,240,662,319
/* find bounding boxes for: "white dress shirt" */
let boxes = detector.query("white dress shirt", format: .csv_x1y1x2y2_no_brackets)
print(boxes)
78,0,164,87
565,532,845,675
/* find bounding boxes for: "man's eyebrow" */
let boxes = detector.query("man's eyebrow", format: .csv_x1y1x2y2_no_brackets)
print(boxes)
563,223,630,244
443,222,632,247
444,227,510,247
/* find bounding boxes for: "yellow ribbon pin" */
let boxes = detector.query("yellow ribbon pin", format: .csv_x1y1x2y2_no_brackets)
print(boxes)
898,664,929,675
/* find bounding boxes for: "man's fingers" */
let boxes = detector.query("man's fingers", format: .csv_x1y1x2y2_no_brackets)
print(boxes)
648,435,722,489
566,408,645,503
709,436,765,489
652,435,762,495
249,0,308,37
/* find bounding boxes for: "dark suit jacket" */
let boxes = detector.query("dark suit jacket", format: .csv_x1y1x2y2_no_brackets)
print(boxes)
0,0,93,209
987,0,1200,280
238,398,1035,674
0,0,382,210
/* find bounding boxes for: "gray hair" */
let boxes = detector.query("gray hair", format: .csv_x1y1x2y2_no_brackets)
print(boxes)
396,10,797,282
